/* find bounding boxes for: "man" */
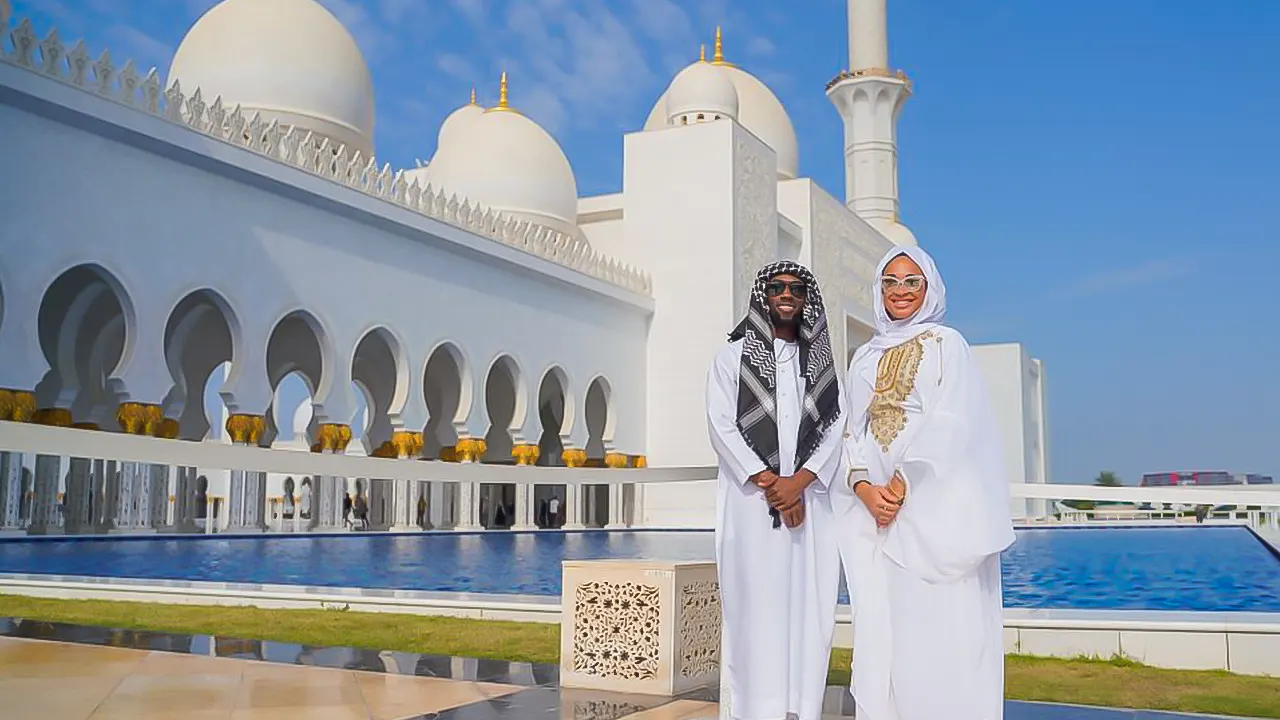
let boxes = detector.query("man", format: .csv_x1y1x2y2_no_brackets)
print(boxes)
548,494,561,528
706,261,846,720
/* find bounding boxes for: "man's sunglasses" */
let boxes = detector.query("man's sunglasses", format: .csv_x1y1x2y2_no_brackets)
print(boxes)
764,281,808,299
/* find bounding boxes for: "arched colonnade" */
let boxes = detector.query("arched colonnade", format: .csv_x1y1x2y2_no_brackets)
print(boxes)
0,264,643,534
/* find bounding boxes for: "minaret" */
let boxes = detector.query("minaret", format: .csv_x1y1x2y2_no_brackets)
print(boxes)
827,0,914,241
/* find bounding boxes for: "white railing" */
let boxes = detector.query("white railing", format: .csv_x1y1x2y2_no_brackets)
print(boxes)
1011,483,1280,508
0,422,716,486
1009,483,1280,531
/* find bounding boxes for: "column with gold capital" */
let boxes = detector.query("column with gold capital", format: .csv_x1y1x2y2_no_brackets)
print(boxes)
512,444,539,530
148,417,181,530
312,423,352,531
389,430,424,532
561,448,587,529
453,437,485,530
111,402,164,534
603,451,629,529
0,389,36,535
225,413,267,534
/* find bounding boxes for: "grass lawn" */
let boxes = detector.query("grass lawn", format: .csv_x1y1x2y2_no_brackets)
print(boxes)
1,595,1277,718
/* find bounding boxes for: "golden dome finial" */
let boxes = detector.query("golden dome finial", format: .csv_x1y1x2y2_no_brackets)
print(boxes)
699,44,706,62
488,70,517,113
713,26,725,64
469,86,477,105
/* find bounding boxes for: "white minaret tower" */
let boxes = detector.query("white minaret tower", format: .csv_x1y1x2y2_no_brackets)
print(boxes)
827,0,917,245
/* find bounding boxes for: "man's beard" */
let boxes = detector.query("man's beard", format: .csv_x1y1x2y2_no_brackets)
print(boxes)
769,309,800,331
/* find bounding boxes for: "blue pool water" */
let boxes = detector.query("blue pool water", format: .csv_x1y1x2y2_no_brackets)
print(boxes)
2,526,1279,612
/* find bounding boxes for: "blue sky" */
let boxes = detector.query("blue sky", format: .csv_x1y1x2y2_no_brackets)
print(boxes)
13,0,1279,484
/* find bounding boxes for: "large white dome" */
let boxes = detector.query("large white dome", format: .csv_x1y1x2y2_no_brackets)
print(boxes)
168,0,376,157
645,40,797,179
427,78,579,233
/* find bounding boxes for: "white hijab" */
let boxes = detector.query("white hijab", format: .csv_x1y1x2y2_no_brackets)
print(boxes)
867,245,947,351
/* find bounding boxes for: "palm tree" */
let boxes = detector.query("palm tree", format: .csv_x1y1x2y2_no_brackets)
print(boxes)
1094,471,1122,487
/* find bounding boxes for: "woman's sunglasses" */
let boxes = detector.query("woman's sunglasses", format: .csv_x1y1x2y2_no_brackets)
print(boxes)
880,274,926,292
765,281,808,299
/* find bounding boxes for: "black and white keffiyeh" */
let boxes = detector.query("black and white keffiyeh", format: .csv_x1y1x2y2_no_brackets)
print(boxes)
728,261,842,526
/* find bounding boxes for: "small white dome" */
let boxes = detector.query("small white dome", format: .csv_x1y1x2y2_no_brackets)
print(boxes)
871,218,919,247
437,98,484,151
645,51,798,179
168,0,376,157
666,60,738,125
427,79,578,232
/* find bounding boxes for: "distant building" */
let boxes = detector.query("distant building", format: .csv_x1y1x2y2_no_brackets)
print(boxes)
1140,471,1274,487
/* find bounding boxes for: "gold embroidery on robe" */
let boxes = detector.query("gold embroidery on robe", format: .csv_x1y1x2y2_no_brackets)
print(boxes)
868,331,934,452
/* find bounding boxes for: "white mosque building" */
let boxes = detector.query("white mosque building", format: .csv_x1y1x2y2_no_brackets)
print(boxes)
0,0,1048,534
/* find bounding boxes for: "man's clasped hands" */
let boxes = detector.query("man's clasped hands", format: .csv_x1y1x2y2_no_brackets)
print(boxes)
749,468,815,528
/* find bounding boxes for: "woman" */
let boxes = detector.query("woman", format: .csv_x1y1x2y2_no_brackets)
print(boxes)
834,245,1016,719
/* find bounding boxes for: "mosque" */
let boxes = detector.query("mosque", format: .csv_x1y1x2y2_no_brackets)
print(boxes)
0,0,1048,534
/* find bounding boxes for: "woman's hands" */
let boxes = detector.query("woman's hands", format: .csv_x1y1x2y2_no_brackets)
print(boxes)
855,472,905,527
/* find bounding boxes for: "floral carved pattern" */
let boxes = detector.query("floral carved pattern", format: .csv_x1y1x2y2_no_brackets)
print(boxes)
678,580,721,678
571,700,650,720
572,581,661,681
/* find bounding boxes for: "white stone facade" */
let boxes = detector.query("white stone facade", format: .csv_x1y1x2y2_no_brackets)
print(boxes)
0,0,1048,534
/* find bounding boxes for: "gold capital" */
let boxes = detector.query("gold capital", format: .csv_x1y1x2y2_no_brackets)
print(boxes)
562,448,588,468
391,430,423,459
314,423,351,453
116,402,151,435
512,443,541,466
34,407,73,427
225,413,264,445
632,455,647,468
604,451,629,469
158,417,181,440
0,389,36,423
455,437,487,463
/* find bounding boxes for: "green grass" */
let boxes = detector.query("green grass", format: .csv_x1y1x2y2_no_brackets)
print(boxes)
1,595,1277,717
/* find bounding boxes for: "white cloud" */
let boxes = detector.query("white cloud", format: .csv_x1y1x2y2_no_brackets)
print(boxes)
315,0,390,61
498,0,656,134
746,35,775,57
104,23,171,72
436,52,479,84
450,0,487,27
1064,257,1196,297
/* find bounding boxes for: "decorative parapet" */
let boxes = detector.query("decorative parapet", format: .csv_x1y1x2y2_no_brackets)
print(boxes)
825,66,912,93
0,13,653,297
560,559,721,696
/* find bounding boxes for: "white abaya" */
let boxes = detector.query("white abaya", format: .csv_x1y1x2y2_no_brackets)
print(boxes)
833,326,1016,720
706,337,845,720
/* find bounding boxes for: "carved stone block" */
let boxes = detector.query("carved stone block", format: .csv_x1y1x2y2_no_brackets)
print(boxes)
560,559,721,696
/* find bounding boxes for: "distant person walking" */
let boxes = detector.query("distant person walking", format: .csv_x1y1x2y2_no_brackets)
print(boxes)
548,495,561,528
